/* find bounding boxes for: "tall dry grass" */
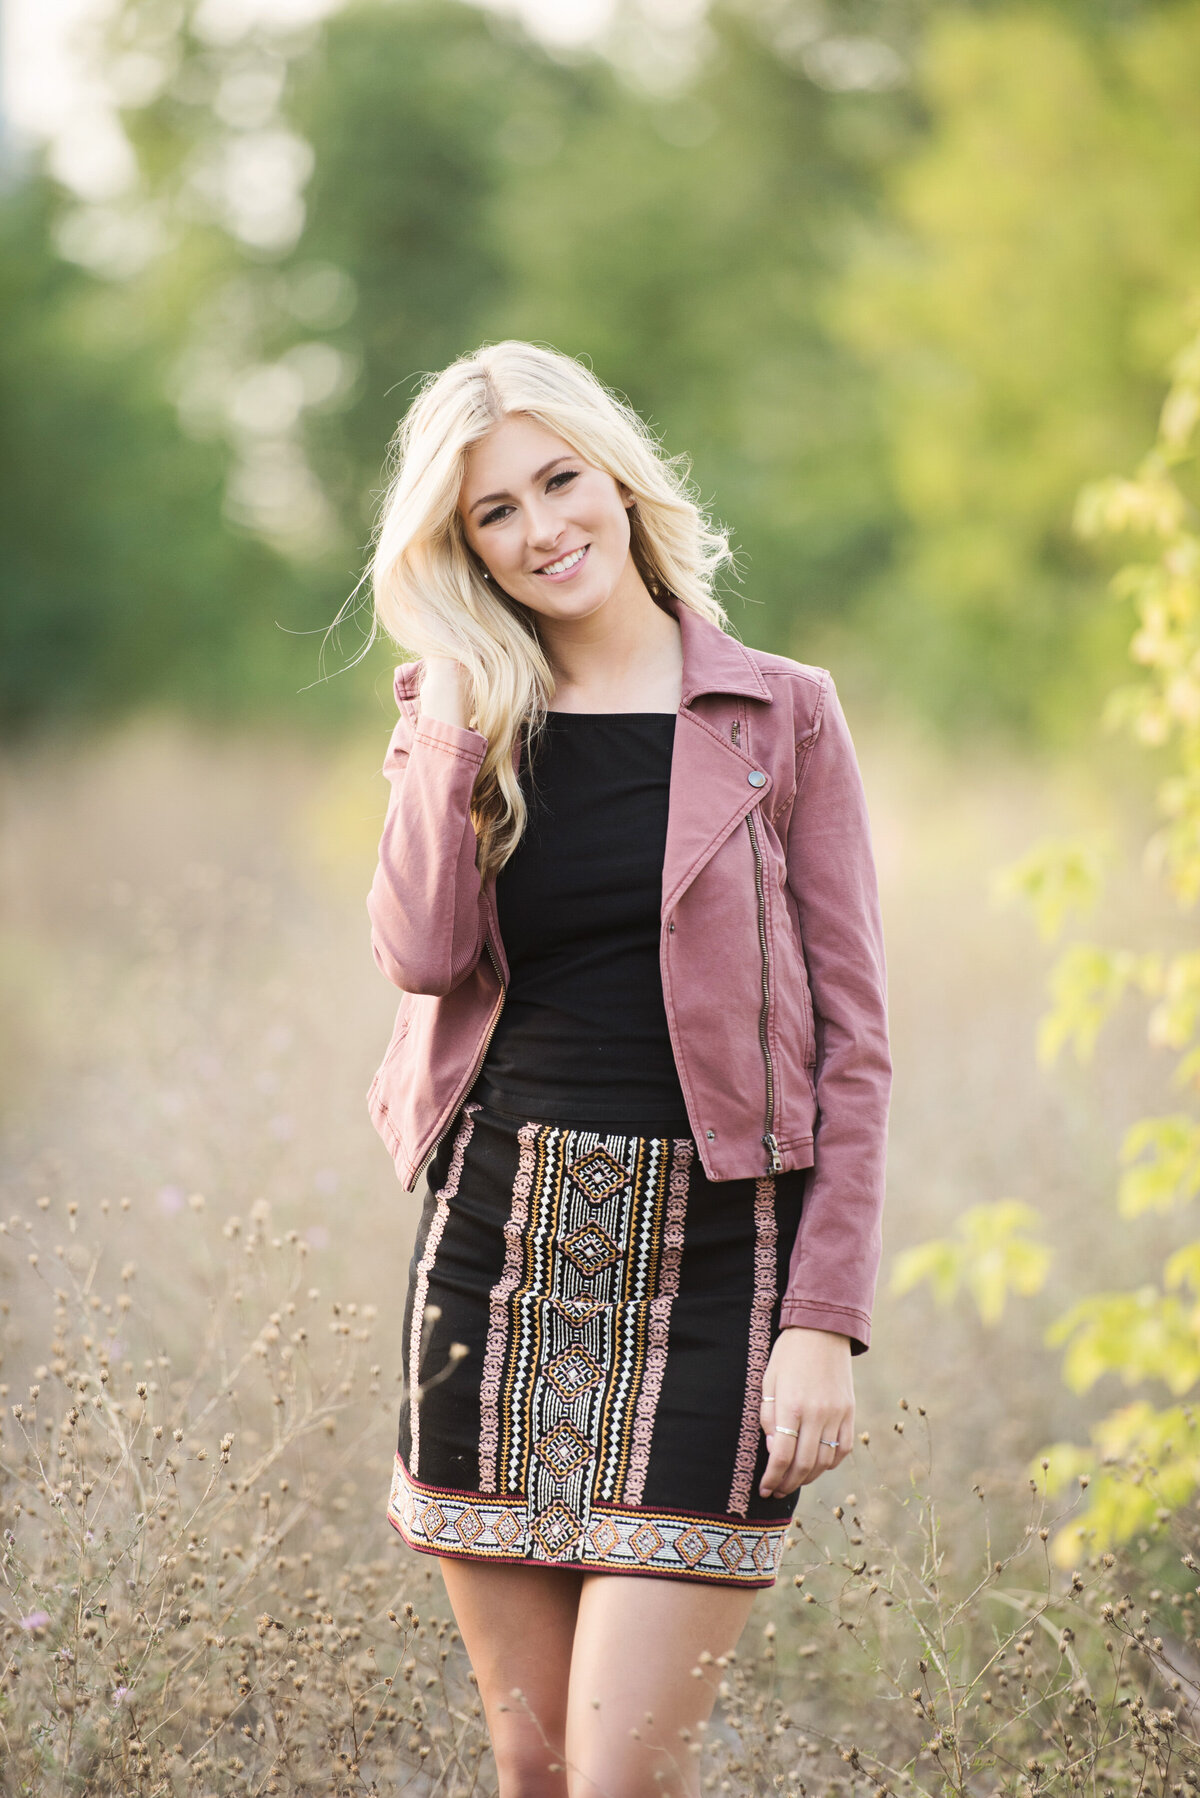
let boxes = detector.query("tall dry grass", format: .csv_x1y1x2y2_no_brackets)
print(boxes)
2,711,1198,1794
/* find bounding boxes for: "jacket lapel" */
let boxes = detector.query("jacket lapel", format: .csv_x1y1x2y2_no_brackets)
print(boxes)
661,599,774,912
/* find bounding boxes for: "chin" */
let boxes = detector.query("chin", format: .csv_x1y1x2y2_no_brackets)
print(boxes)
526,585,611,622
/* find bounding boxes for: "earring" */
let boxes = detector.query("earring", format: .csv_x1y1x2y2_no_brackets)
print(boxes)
481,569,492,581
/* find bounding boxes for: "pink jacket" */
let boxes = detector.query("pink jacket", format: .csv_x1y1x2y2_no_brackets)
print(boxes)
366,598,891,1352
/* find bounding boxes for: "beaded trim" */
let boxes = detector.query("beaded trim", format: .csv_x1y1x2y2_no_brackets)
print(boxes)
623,1136,692,1506
388,1455,787,1588
728,1175,778,1514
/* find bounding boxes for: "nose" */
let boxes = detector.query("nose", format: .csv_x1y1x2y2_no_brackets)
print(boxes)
524,495,563,551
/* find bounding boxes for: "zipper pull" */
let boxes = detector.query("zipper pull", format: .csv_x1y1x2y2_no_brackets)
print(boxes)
731,718,741,745
763,1133,783,1174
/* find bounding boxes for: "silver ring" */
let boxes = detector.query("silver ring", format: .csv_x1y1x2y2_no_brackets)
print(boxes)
820,1438,839,1448
762,1395,775,1403
774,1425,799,1437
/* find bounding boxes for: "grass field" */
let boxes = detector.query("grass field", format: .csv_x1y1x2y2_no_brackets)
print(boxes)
1,710,1192,1794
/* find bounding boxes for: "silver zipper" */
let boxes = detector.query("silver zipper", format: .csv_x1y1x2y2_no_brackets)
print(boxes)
738,716,782,1177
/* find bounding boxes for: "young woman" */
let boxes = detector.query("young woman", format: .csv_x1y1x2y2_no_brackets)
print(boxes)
363,340,891,1798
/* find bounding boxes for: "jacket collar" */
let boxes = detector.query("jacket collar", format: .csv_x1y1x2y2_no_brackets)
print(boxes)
665,593,772,706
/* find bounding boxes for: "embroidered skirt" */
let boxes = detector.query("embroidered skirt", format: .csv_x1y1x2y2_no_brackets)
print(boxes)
386,1100,808,1588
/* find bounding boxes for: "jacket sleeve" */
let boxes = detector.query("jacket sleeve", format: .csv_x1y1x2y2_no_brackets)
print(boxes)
366,667,492,996
777,671,892,1354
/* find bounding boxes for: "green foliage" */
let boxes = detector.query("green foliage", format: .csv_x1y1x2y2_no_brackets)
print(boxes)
896,296,1200,1564
7,0,1200,735
0,177,310,735
1119,1114,1200,1217
1040,1400,1200,1541
990,837,1108,943
1046,1288,1200,1396
834,2,1200,740
890,1199,1051,1325
1036,944,1158,1066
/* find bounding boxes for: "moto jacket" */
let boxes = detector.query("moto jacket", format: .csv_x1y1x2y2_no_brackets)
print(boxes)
366,596,891,1353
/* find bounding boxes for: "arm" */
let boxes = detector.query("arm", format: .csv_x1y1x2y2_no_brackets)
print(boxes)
366,659,492,996
759,671,891,1497
778,670,892,1350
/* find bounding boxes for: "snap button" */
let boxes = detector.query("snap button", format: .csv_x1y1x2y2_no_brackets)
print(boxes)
668,921,675,933
748,770,767,788
705,1129,715,1140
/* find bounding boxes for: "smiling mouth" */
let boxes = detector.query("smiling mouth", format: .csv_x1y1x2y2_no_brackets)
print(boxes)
534,544,589,577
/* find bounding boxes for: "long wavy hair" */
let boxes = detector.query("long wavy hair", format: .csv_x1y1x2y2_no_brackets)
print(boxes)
367,339,735,882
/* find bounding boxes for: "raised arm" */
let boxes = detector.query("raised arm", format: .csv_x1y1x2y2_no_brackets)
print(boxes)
366,659,491,996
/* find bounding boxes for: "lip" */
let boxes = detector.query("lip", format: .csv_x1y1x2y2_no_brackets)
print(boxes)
532,543,590,581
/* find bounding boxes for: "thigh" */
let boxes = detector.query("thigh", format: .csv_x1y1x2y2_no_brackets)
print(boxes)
439,1557,583,1793
565,1573,758,1798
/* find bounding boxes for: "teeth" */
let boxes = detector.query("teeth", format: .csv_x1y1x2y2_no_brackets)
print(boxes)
539,546,586,575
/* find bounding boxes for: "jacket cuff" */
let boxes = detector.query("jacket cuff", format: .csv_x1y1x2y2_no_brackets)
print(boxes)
777,1298,870,1356
412,714,488,766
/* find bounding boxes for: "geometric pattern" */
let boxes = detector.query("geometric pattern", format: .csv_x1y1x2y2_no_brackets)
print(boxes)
561,1222,620,1278
551,1294,606,1329
530,1502,583,1558
533,1419,594,1480
567,1146,631,1203
728,1175,779,1514
545,1346,605,1400
395,1116,792,1591
387,1455,788,1587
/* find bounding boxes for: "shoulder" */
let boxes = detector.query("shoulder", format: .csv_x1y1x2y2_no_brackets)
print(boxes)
740,642,834,741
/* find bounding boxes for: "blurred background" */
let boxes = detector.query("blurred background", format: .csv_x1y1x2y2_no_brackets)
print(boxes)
3,0,1199,1525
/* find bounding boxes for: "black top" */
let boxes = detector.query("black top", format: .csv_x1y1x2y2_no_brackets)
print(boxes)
470,710,692,1131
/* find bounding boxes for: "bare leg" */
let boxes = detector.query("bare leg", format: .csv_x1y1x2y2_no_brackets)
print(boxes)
438,1557,583,1798
564,1573,758,1798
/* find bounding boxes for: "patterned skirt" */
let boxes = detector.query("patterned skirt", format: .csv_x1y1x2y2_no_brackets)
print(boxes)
386,1100,808,1588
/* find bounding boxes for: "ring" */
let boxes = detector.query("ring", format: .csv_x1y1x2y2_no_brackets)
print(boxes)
762,1395,775,1402
774,1425,799,1437
820,1439,839,1448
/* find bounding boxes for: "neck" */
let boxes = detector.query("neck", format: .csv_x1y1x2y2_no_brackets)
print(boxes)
537,567,683,713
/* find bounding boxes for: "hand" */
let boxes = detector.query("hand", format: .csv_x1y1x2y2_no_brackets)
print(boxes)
759,1326,855,1498
418,656,471,730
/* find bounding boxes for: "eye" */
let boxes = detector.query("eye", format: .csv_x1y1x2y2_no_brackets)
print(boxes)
477,469,578,528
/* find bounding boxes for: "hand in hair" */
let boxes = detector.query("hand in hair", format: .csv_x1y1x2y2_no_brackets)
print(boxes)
418,657,471,731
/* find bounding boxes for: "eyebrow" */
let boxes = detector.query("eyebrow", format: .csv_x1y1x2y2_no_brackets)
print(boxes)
468,455,575,513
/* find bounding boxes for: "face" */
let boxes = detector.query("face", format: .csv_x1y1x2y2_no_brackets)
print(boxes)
457,413,638,623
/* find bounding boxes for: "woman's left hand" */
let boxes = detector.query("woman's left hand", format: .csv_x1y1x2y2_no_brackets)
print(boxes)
759,1326,855,1498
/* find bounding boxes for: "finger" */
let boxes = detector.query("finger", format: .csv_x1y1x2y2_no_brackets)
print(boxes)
759,1419,802,1498
832,1410,855,1471
800,1414,851,1486
788,1416,825,1488
759,1384,777,1436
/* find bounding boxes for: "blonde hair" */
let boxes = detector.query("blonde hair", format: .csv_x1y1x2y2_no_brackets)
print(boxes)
367,339,734,882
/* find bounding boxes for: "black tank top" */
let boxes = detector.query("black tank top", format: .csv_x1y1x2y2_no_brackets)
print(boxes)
469,710,691,1131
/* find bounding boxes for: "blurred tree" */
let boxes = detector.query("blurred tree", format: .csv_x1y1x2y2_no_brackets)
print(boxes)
834,2,1200,740
105,0,918,684
482,0,918,662
0,175,305,735
281,1,602,541
9,0,1198,739
892,300,1200,1561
